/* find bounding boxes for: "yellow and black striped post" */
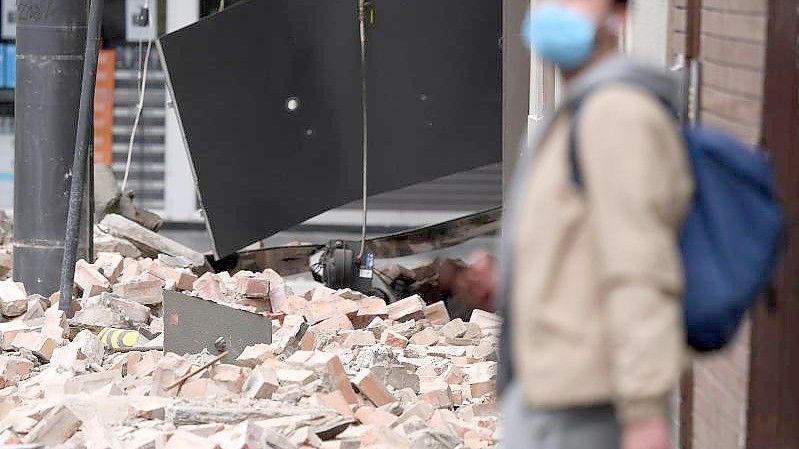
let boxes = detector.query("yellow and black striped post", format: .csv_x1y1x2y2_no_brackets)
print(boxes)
98,328,145,349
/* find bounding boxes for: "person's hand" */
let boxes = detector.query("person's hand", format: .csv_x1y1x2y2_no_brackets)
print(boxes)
622,417,670,449
439,251,496,310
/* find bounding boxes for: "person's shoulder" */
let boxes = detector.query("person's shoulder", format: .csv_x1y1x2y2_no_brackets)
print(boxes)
581,83,672,124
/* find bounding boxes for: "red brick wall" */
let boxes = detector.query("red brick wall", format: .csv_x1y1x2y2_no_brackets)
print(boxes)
668,1,768,448
699,0,767,145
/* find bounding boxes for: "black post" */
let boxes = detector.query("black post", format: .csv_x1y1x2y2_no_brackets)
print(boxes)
14,1,90,296
59,0,104,313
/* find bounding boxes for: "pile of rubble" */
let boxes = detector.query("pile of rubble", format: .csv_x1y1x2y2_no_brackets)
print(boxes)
0,211,12,280
0,214,502,448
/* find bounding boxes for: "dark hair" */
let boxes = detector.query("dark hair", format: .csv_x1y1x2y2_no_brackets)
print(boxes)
615,0,628,4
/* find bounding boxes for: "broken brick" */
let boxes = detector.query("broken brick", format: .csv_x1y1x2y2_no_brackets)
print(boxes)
440,319,468,339
304,298,359,325
95,252,125,284
355,406,398,428
0,355,34,383
164,429,217,449
277,368,317,386
279,295,309,316
242,365,279,399
319,390,355,417
352,369,394,407
11,332,56,361
0,280,27,317
409,328,440,346
23,405,82,445
236,343,275,368
210,363,251,393
75,259,111,296
193,272,225,301
468,309,501,336
306,352,359,404
113,279,164,305
147,260,198,291
310,314,353,333
129,401,166,420
380,329,409,349
424,301,451,325
342,330,377,349
387,295,425,322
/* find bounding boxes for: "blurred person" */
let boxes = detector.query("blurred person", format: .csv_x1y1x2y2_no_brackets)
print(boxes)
445,1,692,448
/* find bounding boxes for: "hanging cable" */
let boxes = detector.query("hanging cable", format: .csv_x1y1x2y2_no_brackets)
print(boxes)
121,26,153,191
356,0,369,259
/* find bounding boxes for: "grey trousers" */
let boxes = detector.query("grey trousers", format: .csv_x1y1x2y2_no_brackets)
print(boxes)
501,383,621,449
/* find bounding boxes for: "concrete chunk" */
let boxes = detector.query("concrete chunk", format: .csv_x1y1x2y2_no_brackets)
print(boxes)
243,365,279,399
23,405,82,445
99,214,206,267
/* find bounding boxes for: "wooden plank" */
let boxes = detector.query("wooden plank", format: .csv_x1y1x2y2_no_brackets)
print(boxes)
686,0,702,58
747,0,799,448
680,371,694,449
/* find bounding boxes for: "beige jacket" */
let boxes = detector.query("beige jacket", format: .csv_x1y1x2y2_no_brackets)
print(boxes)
510,84,693,424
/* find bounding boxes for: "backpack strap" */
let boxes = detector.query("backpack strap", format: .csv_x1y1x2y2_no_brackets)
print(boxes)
567,89,677,193
568,101,586,192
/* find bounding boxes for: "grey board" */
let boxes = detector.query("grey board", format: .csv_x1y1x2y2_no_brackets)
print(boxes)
159,0,501,257
163,290,272,362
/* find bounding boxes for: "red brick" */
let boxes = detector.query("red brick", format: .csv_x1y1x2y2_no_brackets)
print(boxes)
304,298,359,325
113,280,164,305
424,301,451,325
387,295,425,322
355,406,398,427
11,332,56,361
380,330,409,349
352,369,394,406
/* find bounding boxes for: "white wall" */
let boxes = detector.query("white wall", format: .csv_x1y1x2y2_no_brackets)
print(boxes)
626,0,670,68
163,0,201,222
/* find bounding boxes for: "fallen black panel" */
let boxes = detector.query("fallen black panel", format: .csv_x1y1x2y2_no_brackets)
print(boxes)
160,0,501,257
159,0,363,257
365,0,502,195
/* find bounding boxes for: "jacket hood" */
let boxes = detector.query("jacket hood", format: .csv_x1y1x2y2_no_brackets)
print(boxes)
564,54,683,118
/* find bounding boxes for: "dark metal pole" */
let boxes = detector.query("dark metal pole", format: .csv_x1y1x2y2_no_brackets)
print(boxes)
59,0,104,313
14,1,90,296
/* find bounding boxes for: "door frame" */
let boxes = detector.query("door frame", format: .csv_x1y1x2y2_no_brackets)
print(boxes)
747,1,799,448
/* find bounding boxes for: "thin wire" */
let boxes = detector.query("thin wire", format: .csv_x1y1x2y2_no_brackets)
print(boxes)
357,0,368,259
121,38,153,192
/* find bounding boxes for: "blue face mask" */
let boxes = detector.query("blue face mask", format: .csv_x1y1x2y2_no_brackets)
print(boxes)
523,4,597,71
